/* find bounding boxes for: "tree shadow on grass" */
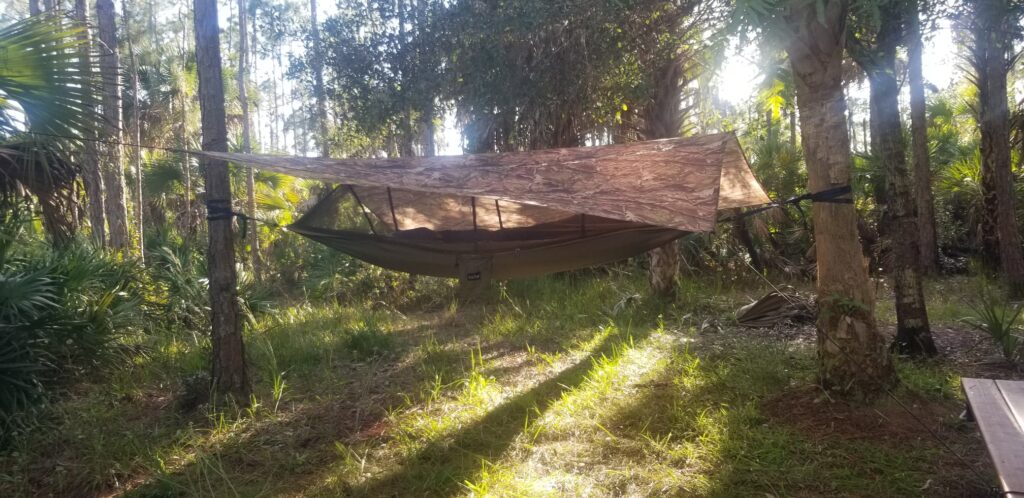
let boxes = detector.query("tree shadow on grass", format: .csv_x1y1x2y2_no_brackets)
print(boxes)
599,337,991,497
343,325,652,497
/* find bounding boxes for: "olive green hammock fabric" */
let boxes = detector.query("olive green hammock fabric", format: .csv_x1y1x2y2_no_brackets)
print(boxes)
194,133,770,284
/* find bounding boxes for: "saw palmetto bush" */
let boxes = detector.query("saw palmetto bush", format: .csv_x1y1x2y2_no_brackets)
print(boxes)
0,207,140,442
963,284,1024,364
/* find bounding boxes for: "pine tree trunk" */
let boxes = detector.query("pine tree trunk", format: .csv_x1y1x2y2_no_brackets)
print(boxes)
74,0,107,247
178,9,194,239
238,0,261,280
861,45,936,357
123,0,145,262
310,0,330,158
96,0,131,251
786,0,896,397
194,0,251,402
908,5,939,274
973,1,1024,296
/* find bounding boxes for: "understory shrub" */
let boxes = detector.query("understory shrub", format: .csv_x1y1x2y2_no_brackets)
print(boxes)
963,285,1024,364
0,211,141,442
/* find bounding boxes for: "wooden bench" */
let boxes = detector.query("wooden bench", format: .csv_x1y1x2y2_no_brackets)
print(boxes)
962,378,1024,497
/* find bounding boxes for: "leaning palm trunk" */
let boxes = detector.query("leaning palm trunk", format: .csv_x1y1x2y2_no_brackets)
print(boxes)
786,0,896,397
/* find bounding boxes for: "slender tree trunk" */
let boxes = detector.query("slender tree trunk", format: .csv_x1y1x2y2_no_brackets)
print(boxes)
238,0,261,279
973,0,1024,296
194,0,250,402
29,0,40,15
786,0,896,397
789,104,797,148
123,0,145,262
856,38,935,357
96,0,131,251
74,0,107,247
416,0,434,157
421,110,436,157
909,4,939,274
734,216,763,271
310,0,330,158
177,8,194,239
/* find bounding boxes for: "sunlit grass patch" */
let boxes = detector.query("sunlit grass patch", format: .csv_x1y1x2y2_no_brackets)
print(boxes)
0,272,992,497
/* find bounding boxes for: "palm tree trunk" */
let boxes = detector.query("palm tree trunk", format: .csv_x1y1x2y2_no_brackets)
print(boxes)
194,0,250,402
908,4,939,274
861,46,936,357
96,0,131,251
238,0,261,280
786,0,896,397
74,0,107,247
973,0,1024,296
643,59,683,298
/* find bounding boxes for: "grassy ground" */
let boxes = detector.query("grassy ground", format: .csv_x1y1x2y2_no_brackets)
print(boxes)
0,270,1005,497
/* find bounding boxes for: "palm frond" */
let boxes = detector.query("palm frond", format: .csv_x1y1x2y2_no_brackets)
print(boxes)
0,13,101,150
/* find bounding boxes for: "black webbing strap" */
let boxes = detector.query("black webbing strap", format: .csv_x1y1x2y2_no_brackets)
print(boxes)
205,199,282,236
206,199,234,221
724,185,854,222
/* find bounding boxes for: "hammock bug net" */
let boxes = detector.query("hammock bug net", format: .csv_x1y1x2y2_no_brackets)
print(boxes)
195,133,770,288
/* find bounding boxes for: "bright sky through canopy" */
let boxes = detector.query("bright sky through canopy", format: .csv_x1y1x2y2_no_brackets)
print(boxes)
715,21,959,106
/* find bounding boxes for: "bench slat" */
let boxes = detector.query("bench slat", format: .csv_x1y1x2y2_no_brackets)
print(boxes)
995,380,1024,432
963,378,1024,496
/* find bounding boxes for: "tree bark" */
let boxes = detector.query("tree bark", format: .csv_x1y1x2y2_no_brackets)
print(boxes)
855,46,936,357
178,7,194,239
74,0,107,248
972,0,1024,296
789,104,797,148
123,0,145,262
238,0,261,280
194,0,251,402
96,0,131,251
644,58,685,298
786,0,896,397
310,0,330,158
908,4,939,274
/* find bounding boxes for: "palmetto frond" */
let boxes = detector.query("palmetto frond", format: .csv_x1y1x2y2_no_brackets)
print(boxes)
0,13,101,150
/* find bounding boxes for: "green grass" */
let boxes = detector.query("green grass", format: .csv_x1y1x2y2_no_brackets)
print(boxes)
0,271,993,497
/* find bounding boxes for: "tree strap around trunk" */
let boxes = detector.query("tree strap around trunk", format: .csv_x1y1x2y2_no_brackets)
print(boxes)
721,185,853,222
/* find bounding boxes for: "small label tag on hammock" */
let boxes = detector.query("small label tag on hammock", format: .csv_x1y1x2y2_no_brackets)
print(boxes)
466,272,482,281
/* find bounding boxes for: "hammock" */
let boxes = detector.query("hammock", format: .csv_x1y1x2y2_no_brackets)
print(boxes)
195,133,770,286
